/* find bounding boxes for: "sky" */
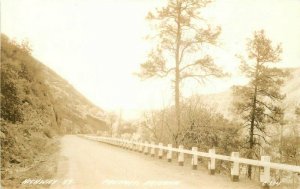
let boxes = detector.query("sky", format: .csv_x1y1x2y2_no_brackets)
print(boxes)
2,0,300,120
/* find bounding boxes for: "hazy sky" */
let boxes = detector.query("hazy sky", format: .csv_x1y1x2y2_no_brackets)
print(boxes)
2,0,300,119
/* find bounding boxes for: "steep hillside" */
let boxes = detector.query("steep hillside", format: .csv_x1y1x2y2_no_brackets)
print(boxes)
1,34,58,187
200,67,300,120
0,34,107,188
42,66,107,134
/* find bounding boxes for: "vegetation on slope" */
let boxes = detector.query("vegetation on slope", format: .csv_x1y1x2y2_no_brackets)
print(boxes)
1,34,60,187
0,34,107,188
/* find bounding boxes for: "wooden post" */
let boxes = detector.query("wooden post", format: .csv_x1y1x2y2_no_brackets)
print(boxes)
132,140,135,151
191,147,198,170
158,143,163,159
260,156,271,189
231,152,239,182
131,140,135,151
167,144,172,162
208,149,216,175
128,140,132,150
139,141,143,153
150,142,155,157
144,141,149,155
137,141,140,151
134,141,139,151
127,140,131,150
178,145,184,166
128,139,131,150
121,139,125,148
130,140,134,150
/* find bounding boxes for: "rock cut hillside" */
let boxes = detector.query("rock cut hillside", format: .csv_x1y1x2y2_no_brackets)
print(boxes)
42,66,107,134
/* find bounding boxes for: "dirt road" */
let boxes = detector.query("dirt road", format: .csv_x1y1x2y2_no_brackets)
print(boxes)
51,135,259,189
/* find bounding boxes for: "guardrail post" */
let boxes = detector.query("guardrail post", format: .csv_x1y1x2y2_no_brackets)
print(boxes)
144,141,149,155
231,152,239,182
260,156,271,189
126,140,130,149
136,141,140,151
126,139,130,149
124,139,128,149
178,145,184,166
130,140,134,151
127,139,131,150
123,139,127,149
139,141,143,153
150,142,155,157
130,140,134,150
208,148,216,175
120,139,125,148
158,143,163,159
134,141,138,151
167,144,172,162
191,147,198,170
131,140,135,151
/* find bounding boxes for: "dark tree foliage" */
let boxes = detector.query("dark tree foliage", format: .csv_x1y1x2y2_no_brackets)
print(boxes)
232,30,289,178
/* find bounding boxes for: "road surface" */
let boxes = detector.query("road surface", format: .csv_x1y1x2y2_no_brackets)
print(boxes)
51,135,259,189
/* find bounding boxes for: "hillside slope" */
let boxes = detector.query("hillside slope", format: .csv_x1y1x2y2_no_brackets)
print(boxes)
42,66,107,134
0,34,107,188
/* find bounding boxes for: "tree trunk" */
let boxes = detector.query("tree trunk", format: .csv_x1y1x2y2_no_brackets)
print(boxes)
248,121,254,179
175,2,182,135
175,66,180,134
248,60,259,179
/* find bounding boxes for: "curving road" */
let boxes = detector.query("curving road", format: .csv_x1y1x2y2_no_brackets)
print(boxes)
51,135,259,189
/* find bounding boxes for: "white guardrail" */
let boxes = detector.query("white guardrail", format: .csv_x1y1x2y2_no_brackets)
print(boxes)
79,135,300,187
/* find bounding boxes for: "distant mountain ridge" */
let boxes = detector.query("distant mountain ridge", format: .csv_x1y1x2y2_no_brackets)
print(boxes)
200,67,300,120
281,67,300,119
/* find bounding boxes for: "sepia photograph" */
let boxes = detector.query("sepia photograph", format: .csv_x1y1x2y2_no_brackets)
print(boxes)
1,0,300,188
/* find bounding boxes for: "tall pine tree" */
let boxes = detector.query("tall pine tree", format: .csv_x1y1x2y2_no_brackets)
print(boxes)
138,0,226,144
233,30,289,178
